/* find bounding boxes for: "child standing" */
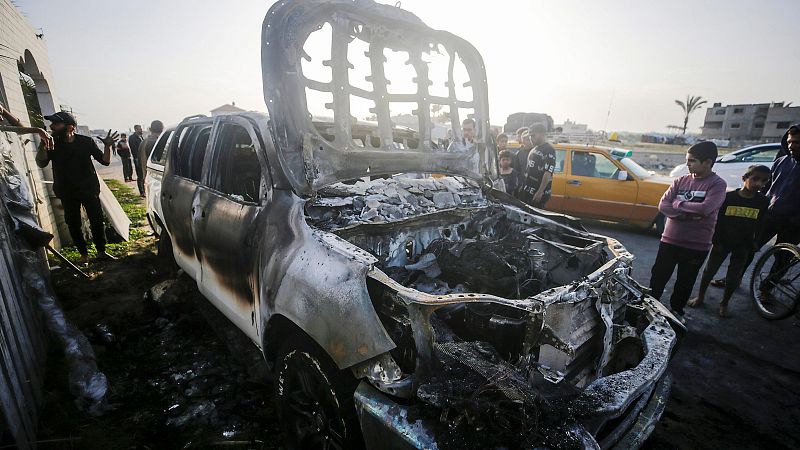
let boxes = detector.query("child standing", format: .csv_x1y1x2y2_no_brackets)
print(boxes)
498,149,520,195
649,141,727,323
688,165,770,317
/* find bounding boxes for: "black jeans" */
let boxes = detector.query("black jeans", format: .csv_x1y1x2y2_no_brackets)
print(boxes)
650,241,709,315
132,155,145,195
121,157,133,180
60,194,105,255
699,243,751,304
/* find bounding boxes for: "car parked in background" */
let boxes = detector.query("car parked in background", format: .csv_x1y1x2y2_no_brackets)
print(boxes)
548,145,674,233
669,143,781,188
144,126,175,237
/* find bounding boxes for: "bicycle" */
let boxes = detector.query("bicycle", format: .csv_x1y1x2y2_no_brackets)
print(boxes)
749,243,800,320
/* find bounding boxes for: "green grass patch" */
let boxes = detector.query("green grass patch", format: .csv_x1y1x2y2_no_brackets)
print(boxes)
105,179,147,227
53,179,153,264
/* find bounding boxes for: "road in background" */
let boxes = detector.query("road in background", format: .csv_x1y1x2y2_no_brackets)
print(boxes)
586,220,800,449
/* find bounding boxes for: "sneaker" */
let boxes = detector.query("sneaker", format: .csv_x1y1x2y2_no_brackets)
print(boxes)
709,279,726,288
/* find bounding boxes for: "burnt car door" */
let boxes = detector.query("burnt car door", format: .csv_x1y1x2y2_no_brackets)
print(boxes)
161,119,213,280
192,116,267,342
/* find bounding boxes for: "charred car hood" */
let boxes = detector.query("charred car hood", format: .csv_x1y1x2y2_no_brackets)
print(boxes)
262,0,496,196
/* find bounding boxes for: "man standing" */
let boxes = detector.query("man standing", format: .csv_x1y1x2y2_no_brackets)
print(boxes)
757,124,800,249
35,112,118,263
649,142,727,322
138,120,164,193
129,124,145,196
117,133,133,181
512,130,532,186
519,123,556,208
447,118,477,152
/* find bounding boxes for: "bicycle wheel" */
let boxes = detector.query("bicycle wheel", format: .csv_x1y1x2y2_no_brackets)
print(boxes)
750,243,800,320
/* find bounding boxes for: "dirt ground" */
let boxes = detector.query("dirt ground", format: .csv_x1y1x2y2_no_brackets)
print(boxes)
33,188,800,449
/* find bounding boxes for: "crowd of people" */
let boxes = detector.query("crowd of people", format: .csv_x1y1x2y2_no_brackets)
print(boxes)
0,105,165,263
2,103,799,321
481,118,799,322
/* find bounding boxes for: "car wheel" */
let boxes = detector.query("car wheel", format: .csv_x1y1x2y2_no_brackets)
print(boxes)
275,336,363,450
654,213,665,236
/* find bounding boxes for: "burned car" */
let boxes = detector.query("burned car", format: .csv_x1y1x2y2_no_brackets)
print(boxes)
158,0,683,448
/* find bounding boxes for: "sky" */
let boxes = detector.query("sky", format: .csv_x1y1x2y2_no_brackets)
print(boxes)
14,0,799,134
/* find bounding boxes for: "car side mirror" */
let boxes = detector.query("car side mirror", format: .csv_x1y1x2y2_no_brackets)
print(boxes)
617,170,629,181
719,153,736,162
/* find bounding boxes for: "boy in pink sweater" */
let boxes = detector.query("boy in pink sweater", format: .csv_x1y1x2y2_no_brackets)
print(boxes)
649,141,727,322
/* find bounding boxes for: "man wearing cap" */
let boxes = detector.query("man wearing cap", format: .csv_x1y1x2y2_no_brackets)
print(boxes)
35,111,118,263
519,123,556,208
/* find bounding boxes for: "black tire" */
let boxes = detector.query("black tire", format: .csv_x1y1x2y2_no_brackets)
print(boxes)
750,243,800,320
654,213,666,236
275,335,363,450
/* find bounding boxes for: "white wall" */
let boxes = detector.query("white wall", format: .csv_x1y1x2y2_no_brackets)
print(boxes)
0,0,66,247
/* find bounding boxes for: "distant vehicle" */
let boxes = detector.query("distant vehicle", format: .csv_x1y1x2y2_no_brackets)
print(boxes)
669,143,781,188
503,112,554,134
549,145,674,233
144,127,175,238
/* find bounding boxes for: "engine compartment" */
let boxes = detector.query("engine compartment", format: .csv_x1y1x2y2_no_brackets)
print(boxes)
307,176,676,448
337,205,607,299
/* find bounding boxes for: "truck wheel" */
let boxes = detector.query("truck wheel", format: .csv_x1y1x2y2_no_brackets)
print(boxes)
654,213,665,236
275,336,363,450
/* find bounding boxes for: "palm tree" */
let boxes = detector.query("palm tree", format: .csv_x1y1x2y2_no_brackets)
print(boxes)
674,95,707,135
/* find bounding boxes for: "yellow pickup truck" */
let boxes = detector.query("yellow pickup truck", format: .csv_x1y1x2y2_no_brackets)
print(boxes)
548,145,673,233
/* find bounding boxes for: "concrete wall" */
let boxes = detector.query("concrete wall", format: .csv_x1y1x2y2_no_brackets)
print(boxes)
0,0,67,248
701,103,769,141
762,106,800,142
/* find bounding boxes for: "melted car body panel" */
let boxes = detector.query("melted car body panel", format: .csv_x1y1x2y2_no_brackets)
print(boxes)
157,0,684,447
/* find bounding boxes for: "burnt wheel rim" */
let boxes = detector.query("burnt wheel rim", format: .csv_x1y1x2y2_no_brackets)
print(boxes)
280,351,347,450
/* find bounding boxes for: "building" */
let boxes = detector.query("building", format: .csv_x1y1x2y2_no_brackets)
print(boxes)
210,102,245,117
701,102,800,142
761,105,800,141
555,118,588,135
0,0,66,247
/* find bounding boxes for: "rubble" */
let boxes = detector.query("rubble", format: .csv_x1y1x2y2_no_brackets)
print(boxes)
307,175,488,229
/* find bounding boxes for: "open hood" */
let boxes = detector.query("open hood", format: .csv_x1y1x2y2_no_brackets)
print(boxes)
262,0,496,196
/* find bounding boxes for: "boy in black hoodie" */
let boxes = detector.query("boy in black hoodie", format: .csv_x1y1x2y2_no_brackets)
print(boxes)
688,165,771,316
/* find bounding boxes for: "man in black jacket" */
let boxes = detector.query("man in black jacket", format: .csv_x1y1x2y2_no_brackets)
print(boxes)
129,124,145,196
36,112,118,263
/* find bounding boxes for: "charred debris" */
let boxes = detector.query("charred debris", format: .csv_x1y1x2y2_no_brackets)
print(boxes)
303,176,675,448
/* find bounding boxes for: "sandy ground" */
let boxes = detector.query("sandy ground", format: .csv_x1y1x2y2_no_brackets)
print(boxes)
34,165,800,448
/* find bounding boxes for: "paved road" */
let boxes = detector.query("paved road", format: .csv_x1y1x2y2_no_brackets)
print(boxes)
96,155,129,184
584,220,800,449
